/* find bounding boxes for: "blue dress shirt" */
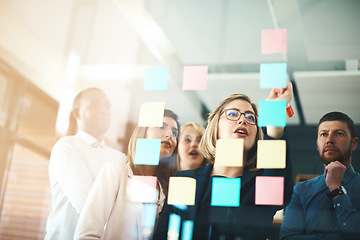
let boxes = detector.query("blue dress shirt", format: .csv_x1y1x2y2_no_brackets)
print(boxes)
280,165,360,240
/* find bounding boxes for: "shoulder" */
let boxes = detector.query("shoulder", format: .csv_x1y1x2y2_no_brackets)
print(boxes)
105,147,127,161
294,175,322,193
52,135,84,150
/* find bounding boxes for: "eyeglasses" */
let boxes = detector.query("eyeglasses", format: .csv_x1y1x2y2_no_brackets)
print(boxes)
222,109,257,125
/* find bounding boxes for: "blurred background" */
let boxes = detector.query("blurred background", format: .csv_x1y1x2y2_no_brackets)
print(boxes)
0,0,359,239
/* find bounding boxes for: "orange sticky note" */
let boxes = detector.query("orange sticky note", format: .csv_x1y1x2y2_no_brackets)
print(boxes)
127,176,158,203
138,102,165,127
214,139,244,167
182,65,208,90
255,176,284,205
257,140,286,169
168,177,196,206
261,29,287,54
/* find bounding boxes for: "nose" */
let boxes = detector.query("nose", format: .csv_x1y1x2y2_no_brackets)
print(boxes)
237,113,247,125
325,133,335,145
190,140,199,148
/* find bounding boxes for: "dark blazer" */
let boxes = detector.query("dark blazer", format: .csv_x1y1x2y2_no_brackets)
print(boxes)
154,130,293,240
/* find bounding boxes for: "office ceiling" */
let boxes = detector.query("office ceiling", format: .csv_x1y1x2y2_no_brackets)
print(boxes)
1,0,360,143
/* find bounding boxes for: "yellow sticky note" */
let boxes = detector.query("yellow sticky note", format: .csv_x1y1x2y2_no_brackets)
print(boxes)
168,177,196,206
138,102,165,127
214,139,244,167
257,140,286,169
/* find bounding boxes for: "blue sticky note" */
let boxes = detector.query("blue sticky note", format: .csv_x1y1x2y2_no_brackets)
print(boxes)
181,220,194,240
168,213,181,239
134,138,161,165
211,177,240,207
142,203,157,229
143,67,168,91
258,100,286,127
260,63,287,89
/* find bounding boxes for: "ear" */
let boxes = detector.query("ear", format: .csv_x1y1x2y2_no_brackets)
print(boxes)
73,108,80,120
352,137,359,151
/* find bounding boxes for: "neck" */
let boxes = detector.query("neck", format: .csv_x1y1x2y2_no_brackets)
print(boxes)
82,129,105,142
212,165,245,178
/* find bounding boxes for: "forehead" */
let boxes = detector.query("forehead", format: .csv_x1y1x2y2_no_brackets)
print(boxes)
164,116,178,128
318,120,350,133
181,125,201,136
223,99,254,112
81,90,109,102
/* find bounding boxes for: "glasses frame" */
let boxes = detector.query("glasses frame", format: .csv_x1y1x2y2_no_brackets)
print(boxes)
222,109,258,125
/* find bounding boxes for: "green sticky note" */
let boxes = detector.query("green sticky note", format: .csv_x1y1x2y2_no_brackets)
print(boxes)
211,177,240,207
260,63,287,89
258,100,286,127
143,67,168,91
134,139,161,165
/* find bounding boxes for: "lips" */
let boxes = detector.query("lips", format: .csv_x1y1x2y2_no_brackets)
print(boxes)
189,150,199,156
324,147,339,153
234,127,248,136
161,140,171,148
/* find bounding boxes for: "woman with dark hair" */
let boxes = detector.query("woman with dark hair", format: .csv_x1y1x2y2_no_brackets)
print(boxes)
74,109,179,240
154,83,294,240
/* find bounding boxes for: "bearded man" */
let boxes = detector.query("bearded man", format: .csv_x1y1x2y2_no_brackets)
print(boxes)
280,111,360,240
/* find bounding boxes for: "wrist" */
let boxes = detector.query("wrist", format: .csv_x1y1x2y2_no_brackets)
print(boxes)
327,186,347,199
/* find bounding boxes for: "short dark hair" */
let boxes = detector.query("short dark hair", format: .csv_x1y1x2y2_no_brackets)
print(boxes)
318,111,356,138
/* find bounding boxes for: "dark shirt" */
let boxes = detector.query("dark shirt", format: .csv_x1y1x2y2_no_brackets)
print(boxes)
154,129,293,240
280,165,360,240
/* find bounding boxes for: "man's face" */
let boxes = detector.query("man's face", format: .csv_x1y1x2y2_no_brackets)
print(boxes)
76,89,111,138
317,120,357,166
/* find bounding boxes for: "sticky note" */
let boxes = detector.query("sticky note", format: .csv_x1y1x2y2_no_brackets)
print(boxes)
138,102,165,127
261,29,287,54
182,65,208,90
168,213,181,240
134,138,161,165
214,139,243,167
260,63,287,88
258,100,286,127
257,140,286,169
255,176,284,205
143,67,168,91
181,220,194,240
211,177,240,207
126,176,158,203
168,177,196,206
142,203,157,229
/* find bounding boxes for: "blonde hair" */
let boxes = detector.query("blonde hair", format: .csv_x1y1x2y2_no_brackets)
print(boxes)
177,122,209,170
126,109,179,195
199,93,263,170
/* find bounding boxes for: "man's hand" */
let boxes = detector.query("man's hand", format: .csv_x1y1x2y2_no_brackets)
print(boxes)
324,161,346,191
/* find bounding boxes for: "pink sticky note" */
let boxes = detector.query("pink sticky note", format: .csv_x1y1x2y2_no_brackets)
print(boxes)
126,176,158,203
255,176,284,205
261,29,287,54
182,66,208,90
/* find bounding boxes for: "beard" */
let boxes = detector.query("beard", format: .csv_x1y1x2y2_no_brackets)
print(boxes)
319,146,352,166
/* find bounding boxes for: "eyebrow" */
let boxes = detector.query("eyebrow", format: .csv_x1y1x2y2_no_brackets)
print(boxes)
227,108,255,115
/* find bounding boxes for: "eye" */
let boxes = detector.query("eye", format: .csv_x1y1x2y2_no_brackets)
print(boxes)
319,132,327,137
336,132,345,136
226,110,239,118
245,113,256,122
184,137,191,142
172,129,178,138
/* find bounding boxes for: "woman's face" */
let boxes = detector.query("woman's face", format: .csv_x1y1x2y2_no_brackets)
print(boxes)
178,126,204,170
146,116,179,158
217,99,257,153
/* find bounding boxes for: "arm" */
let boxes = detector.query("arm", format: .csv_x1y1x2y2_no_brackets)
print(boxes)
49,138,94,212
280,184,345,240
74,162,128,240
266,81,293,139
333,194,360,240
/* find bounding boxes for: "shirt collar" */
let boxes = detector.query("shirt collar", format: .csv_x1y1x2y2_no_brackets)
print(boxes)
76,130,105,146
